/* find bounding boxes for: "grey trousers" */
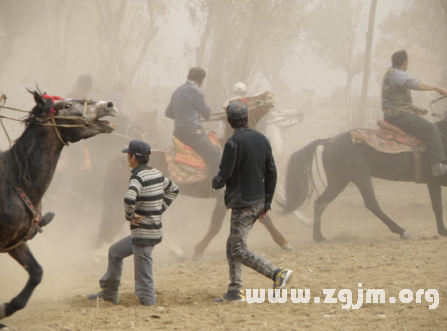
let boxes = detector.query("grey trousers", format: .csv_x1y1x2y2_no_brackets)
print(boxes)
385,112,446,165
99,235,156,306
227,202,278,292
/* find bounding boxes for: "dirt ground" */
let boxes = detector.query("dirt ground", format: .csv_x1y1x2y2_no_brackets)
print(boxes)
1,120,446,331
1,175,447,331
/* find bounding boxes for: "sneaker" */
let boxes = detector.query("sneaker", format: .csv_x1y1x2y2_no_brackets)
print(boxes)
215,290,245,303
88,287,119,305
273,268,293,294
432,163,447,177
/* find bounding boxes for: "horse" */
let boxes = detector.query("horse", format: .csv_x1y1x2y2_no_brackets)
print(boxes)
0,90,117,328
280,115,447,242
93,95,296,259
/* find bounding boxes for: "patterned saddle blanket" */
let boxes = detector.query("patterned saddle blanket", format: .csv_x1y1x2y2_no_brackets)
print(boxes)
165,131,220,184
350,120,427,153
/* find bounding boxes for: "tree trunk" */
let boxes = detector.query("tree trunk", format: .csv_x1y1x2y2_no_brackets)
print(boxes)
357,0,377,127
203,0,232,110
441,0,447,26
195,1,216,67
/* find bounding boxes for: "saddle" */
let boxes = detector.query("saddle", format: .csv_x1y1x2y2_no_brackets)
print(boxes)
350,120,426,153
165,131,220,184
350,120,427,182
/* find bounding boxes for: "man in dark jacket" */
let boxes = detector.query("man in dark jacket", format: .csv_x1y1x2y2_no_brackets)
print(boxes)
212,102,293,302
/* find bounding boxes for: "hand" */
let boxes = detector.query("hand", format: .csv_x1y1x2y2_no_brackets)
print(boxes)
259,210,269,219
131,213,144,226
436,87,447,96
415,108,428,116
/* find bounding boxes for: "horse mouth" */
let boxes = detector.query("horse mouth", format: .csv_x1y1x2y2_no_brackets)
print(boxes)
95,119,117,133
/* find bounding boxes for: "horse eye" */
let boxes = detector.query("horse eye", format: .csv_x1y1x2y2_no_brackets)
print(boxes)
64,104,72,109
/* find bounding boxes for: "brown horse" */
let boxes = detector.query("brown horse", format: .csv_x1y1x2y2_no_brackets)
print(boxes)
0,90,117,328
93,95,291,258
94,150,290,256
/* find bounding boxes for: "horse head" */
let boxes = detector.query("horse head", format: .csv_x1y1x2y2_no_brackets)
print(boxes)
27,90,118,144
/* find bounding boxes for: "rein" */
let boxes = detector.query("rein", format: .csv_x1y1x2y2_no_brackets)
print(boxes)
429,95,447,144
0,94,92,147
0,185,43,253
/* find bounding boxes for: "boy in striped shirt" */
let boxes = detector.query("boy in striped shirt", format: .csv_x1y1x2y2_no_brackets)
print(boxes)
89,140,179,306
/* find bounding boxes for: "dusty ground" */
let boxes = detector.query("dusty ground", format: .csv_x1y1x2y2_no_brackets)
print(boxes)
1,121,446,331
1,176,447,331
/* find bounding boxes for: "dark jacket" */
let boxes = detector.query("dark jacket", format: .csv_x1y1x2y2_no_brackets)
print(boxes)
212,126,277,210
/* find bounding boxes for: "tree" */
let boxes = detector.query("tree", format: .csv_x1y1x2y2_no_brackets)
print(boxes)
357,0,378,127
375,0,447,86
187,0,309,110
0,0,46,77
305,0,365,97
94,0,173,89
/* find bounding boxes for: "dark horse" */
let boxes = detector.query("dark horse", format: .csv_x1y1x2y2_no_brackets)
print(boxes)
0,90,117,328
94,96,291,258
281,117,447,242
95,149,290,258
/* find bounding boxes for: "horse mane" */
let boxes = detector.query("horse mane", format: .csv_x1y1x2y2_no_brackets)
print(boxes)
0,89,55,195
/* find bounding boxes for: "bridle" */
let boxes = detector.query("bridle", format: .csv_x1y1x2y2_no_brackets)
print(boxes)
429,95,447,144
0,94,93,147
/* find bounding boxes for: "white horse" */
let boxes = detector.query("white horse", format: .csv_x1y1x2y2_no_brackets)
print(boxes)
257,108,313,228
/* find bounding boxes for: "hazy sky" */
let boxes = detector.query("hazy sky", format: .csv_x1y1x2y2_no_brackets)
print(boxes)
283,0,407,97
150,0,407,98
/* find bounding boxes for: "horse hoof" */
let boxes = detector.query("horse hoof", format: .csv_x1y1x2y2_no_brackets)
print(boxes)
0,304,5,320
176,253,187,262
193,246,204,260
314,236,327,243
281,244,293,250
0,324,11,330
400,231,411,240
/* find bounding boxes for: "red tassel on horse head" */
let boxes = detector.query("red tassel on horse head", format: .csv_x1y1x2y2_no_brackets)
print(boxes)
42,94,64,115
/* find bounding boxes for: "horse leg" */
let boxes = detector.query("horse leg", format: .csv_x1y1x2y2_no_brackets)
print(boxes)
427,183,447,236
95,203,124,249
0,244,42,320
352,176,410,239
313,180,349,242
193,200,227,259
258,215,292,250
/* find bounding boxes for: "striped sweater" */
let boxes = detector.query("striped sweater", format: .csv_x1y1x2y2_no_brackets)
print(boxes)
124,164,179,246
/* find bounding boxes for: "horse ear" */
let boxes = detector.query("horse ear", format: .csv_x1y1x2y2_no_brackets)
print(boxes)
33,91,45,107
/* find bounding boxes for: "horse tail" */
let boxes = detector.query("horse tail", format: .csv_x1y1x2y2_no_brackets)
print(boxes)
280,138,331,214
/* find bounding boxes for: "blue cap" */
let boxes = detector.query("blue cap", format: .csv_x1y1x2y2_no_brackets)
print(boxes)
122,140,151,155
226,102,248,119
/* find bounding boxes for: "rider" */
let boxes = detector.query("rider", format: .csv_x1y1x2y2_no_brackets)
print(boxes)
382,50,447,177
217,82,248,141
165,67,221,172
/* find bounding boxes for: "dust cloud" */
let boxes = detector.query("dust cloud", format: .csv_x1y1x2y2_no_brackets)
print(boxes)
1,1,447,330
